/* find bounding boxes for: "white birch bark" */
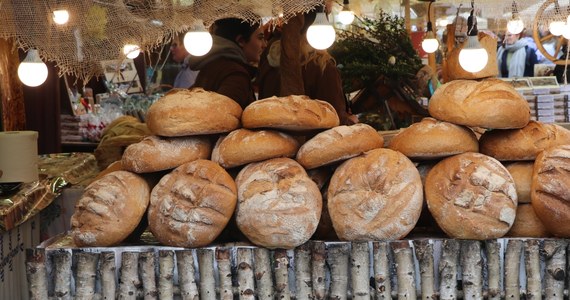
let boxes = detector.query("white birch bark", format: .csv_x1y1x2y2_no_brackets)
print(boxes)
543,239,567,299
216,247,234,300
460,240,482,300
391,240,417,299
311,241,327,300
118,251,140,300
372,241,392,299
485,240,501,300
327,243,350,300
74,251,99,299
351,241,371,300
175,250,199,300
158,250,174,300
295,242,313,300
504,239,522,300
274,249,291,300
524,239,542,300
100,251,117,300
53,250,72,299
25,249,48,300
439,240,459,300
198,248,217,300
237,247,255,300
413,240,435,300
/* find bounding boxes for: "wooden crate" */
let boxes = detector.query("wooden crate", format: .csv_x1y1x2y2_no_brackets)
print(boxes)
25,239,569,299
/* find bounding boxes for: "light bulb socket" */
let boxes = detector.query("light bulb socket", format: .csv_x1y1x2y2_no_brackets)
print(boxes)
467,12,478,36
465,35,482,50
23,49,42,63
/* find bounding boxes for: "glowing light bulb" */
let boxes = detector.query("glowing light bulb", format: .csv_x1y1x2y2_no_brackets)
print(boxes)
338,10,354,25
422,31,439,53
307,12,336,50
550,20,565,36
123,44,140,59
52,9,69,25
183,31,213,56
18,49,48,87
507,17,524,35
459,35,488,73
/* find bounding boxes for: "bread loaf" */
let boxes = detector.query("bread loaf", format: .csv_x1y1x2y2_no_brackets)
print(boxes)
70,171,150,247
428,78,530,129
388,117,479,160
242,95,339,130
146,88,242,136
531,145,570,237
211,128,300,169
425,152,517,240
235,158,322,249
328,148,423,240
148,160,237,247
296,123,384,169
505,161,533,203
506,204,550,237
479,121,570,161
122,135,212,173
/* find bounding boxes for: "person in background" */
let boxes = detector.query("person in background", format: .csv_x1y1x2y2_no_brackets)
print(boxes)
257,11,357,125
170,33,199,88
497,30,538,78
188,18,266,109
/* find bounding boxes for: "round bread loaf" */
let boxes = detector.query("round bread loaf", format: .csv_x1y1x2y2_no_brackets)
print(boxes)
428,78,530,129
70,171,150,247
211,128,300,169
235,158,322,249
388,117,479,160
296,123,384,169
146,88,242,136
505,161,533,204
122,135,212,173
242,95,340,130
479,121,570,161
506,204,550,238
328,148,423,240
425,152,518,240
531,144,570,237
148,159,237,247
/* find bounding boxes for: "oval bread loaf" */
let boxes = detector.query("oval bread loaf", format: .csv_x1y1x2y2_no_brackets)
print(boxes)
506,204,550,238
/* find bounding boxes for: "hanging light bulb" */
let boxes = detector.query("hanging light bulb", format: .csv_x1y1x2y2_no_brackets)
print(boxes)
307,7,336,50
421,0,439,54
183,21,213,56
123,44,141,59
506,1,524,35
458,1,488,73
337,0,355,25
18,49,48,87
549,1,564,36
52,9,69,25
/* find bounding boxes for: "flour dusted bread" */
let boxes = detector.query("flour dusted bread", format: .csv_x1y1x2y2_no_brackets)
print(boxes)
146,88,242,136
531,145,570,237
428,78,530,129
242,95,339,130
235,158,322,249
148,160,237,247
70,171,150,247
506,204,550,237
211,128,300,169
296,123,384,169
122,135,212,173
388,117,479,160
480,121,570,161
328,148,423,240
425,152,517,240
505,161,533,203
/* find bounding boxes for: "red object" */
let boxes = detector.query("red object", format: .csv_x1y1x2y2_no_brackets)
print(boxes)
411,31,428,58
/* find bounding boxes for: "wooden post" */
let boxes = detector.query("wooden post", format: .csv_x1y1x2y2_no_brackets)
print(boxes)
351,241,371,299
100,252,117,300
139,251,157,300
237,248,255,300
439,240,459,300
53,250,72,299
372,241,392,299
74,251,99,299
485,240,502,300
253,247,274,299
274,249,291,300
158,250,174,300
524,239,542,299
311,241,327,300
543,239,567,299
404,0,411,35
118,251,140,300
176,250,199,299
461,241,483,300
26,249,48,300
217,247,234,300
198,248,216,300
413,240,436,299
0,38,26,131
392,241,417,299
327,243,350,299
295,242,313,300
504,240,522,299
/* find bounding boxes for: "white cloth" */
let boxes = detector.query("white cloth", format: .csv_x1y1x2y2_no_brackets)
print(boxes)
497,39,528,78
173,55,199,88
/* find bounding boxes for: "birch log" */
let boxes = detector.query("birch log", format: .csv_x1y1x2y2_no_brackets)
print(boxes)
295,242,313,300
0,38,26,131
461,240,483,300
237,247,255,300
139,251,157,300
312,241,327,300
158,250,174,300
26,249,48,300
543,239,567,299
504,239,522,300
439,240,459,300
253,247,274,299
216,248,233,300
100,251,117,300
524,239,542,300
176,250,199,300
119,251,141,300
351,241,371,300
485,240,501,300
74,251,99,299
198,248,216,300
274,249,291,300
391,241,417,299
372,241,392,299
413,240,435,300
327,243,350,300
53,250,72,299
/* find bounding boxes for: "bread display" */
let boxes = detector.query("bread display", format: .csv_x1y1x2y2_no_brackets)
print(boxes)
148,160,237,247
328,148,423,240
211,128,300,169
241,95,340,130
296,123,384,169
428,78,530,129
70,171,150,247
506,204,550,238
146,88,242,136
531,145,570,237
235,158,322,249
425,152,517,240
479,121,570,161
505,161,533,204
122,135,212,173
388,117,478,160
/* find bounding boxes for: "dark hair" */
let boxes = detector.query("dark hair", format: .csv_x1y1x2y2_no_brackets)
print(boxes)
212,18,260,43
